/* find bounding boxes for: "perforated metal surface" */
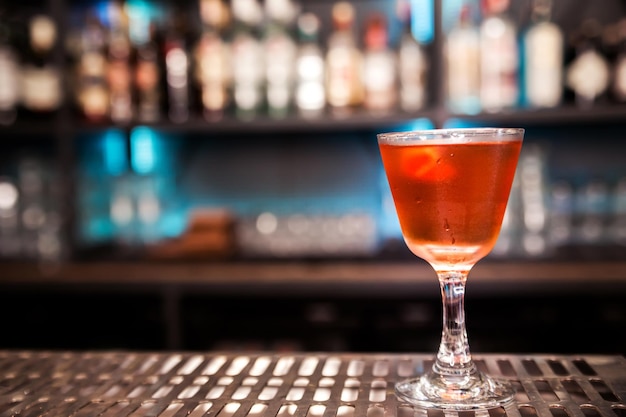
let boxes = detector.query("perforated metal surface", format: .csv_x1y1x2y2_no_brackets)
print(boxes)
0,352,624,417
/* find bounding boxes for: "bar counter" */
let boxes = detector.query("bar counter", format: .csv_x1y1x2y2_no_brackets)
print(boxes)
1,351,624,417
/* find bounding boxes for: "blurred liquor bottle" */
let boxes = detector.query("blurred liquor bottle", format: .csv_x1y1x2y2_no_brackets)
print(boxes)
121,129,179,248
611,19,626,103
0,156,63,261
566,19,610,108
110,171,137,247
523,0,563,109
547,180,574,250
0,177,20,258
518,144,550,257
77,129,126,247
263,0,298,119
445,3,480,114
611,177,626,245
230,0,264,120
75,14,109,122
20,15,63,119
195,0,231,121
362,12,397,114
326,1,364,115
134,174,162,246
294,12,326,118
106,3,134,124
397,0,427,113
0,14,19,125
479,0,519,112
17,157,48,259
162,6,191,123
575,179,611,246
134,22,162,123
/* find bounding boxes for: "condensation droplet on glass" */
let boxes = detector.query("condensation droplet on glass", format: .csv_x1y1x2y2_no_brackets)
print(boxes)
436,158,441,165
450,153,454,157
443,219,450,231
451,237,456,245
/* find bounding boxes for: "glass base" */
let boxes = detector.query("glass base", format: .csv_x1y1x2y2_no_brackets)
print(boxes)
395,370,515,410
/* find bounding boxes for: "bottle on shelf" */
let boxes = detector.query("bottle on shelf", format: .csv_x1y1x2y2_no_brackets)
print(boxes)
17,157,48,259
110,172,137,247
75,14,110,122
575,179,611,246
263,0,299,119
397,0,427,113
14,14,63,116
0,177,20,258
522,0,563,109
0,154,64,261
518,144,549,257
566,19,610,109
135,173,162,244
479,0,519,112
611,19,626,103
134,22,162,123
229,0,264,120
326,1,364,116
38,175,64,262
162,7,191,123
0,16,19,125
611,177,626,245
362,12,397,114
445,3,481,114
195,0,231,121
294,12,326,118
20,14,63,118
547,180,574,250
106,3,134,124
600,21,620,103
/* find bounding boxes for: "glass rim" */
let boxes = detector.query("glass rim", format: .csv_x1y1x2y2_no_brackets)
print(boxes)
377,127,525,144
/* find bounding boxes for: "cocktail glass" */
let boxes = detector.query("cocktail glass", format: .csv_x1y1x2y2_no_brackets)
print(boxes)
378,128,524,410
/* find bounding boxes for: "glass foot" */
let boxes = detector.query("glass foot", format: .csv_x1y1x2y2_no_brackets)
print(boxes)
395,370,515,410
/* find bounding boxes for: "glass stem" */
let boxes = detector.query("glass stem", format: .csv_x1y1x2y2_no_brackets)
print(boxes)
433,270,477,378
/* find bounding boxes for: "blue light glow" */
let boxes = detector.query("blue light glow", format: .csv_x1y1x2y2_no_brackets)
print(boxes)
411,0,434,44
442,0,466,32
103,129,128,176
85,218,113,241
94,1,112,27
130,126,157,174
160,212,187,238
395,117,436,132
442,118,484,128
125,0,162,44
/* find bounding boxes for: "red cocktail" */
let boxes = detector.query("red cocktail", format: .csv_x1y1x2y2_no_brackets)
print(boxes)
379,140,521,270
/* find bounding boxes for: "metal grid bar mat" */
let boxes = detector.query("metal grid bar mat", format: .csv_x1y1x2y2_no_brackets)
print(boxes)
0,352,624,417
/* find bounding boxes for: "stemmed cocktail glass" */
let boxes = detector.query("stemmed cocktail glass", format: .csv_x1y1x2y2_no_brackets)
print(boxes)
378,128,524,410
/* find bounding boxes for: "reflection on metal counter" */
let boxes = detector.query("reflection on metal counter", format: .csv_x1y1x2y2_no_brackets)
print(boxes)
0,351,624,417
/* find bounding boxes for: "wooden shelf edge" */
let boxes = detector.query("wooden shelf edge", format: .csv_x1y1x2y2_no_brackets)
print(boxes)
448,105,626,126
10,104,626,137
70,109,438,135
1,260,624,287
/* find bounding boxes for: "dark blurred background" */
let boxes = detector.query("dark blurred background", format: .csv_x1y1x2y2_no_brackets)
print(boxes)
0,0,625,355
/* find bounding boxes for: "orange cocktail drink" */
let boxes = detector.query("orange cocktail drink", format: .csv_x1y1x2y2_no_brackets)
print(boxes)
379,139,521,270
